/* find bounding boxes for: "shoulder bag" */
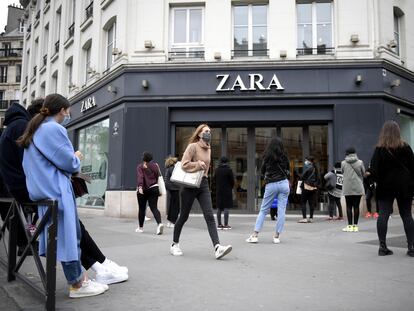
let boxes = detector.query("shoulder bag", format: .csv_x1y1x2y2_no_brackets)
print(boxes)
155,163,167,196
170,161,204,188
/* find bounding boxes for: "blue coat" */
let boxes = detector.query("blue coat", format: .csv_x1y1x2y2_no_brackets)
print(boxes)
22,118,81,262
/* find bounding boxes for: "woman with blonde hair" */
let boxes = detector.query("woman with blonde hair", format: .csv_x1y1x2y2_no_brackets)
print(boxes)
170,124,232,259
164,155,180,228
369,120,414,257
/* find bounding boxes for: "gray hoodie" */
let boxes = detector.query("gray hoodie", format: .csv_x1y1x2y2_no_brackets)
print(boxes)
341,154,365,196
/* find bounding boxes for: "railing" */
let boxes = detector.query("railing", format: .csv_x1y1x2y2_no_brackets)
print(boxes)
0,48,23,57
68,23,75,38
0,76,7,83
85,1,94,20
43,54,48,66
54,40,60,54
231,49,269,58
24,76,28,86
0,198,58,311
0,100,9,109
168,50,205,60
32,65,37,77
16,75,21,83
27,24,31,34
296,46,335,56
35,10,40,20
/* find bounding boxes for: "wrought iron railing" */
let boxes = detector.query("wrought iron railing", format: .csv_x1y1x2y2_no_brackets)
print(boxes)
231,49,269,58
54,40,60,54
43,54,48,66
0,100,9,109
85,2,94,20
0,48,23,57
168,50,205,60
68,23,75,39
296,47,335,56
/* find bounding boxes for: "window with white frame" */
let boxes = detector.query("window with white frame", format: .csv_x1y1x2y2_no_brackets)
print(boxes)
170,7,204,59
19,19,25,33
54,7,62,53
297,0,333,55
67,0,76,39
106,22,116,69
43,24,49,63
0,66,7,83
84,43,91,83
84,0,94,21
233,4,268,57
52,71,58,93
33,38,39,76
393,7,404,56
66,57,73,93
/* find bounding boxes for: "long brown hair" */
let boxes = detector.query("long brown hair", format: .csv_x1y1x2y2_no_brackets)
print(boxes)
17,94,70,148
188,124,210,144
377,120,406,149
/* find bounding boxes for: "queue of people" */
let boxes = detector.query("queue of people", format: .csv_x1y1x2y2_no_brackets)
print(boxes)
1,95,413,302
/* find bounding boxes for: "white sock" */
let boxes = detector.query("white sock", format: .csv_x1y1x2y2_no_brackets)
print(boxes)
91,262,107,274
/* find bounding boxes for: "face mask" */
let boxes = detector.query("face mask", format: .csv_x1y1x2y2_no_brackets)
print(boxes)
61,114,71,126
305,160,310,165
201,132,211,144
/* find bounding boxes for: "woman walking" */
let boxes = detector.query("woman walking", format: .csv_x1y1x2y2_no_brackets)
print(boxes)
215,156,235,230
246,137,290,244
18,94,106,298
369,121,414,257
341,147,365,232
135,151,164,234
165,156,180,228
170,124,232,259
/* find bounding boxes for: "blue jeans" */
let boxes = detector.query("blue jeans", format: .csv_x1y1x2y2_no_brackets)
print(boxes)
254,179,290,234
61,218,83,285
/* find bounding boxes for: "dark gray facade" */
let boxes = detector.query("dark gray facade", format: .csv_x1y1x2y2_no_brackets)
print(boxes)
68,60,414,196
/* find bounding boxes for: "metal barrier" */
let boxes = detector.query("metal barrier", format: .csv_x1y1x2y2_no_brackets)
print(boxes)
0,198,58,311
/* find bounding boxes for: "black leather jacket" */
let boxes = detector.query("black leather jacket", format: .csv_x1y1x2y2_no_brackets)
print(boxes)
261,156,290,184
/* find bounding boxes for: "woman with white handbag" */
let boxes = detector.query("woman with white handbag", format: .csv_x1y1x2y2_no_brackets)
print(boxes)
135,151,164,235
170,124,232,260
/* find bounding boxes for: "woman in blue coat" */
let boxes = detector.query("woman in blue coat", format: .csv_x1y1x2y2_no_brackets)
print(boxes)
17,94,106,298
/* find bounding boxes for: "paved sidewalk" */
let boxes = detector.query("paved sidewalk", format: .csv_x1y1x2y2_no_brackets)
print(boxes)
1,210,414,311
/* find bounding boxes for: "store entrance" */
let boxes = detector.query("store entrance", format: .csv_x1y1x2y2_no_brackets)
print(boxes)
175,125,329,213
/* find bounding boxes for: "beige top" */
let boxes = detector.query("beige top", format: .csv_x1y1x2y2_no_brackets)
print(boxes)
181,141,211,176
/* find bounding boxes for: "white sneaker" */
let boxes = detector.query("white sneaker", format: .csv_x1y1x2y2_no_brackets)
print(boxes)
273,237,281,244
96,269,128,285
145,216,151,221
170,243,183,256
166,222,175,228
156,223,164,235
215,244,232,259
91,280,109,291
246,235,259,243
135,227,144,233
69,280,106,298
103,259,128,275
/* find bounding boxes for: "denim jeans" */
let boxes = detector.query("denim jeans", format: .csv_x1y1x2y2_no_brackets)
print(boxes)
254,179,290,234
61,218,83,285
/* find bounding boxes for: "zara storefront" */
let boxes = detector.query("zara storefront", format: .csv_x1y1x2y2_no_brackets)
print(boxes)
67,60,414,217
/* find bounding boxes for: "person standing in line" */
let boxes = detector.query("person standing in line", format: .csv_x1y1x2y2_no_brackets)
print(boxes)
369,121,414,257
298,156,319,223
341,147,365,233
170,124,232,259
324,162,344,221
246,137,290,244
17,94,106,298
215,156,235,230
363,168,379,219
164,156,180,228
135,151,164,235
0,99,128,285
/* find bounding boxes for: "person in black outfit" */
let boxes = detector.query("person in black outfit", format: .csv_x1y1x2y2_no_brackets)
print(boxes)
215,156,235,230
369,121,414,257
0,101,128,282
363,169,378,219
298,156,319,223
164,156,181,228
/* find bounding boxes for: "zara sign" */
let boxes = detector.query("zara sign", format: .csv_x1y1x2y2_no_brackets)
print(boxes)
216,73,285,92
80,96,97,113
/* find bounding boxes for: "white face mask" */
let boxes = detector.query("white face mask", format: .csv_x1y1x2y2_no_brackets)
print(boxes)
60,113,71,126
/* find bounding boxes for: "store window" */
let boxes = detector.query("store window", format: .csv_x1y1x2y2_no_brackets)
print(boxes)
77,119,110,207
233,4,268,57
170,7,204,59
297,0,333,55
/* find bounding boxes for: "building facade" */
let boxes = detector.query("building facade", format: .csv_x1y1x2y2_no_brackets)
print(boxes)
0,4,24,128
19,0,414,216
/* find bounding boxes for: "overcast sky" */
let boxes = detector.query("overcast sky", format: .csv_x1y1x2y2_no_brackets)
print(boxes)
0,1,21,34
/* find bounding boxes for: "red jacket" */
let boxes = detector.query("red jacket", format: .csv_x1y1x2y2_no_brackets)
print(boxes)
137,161,160,190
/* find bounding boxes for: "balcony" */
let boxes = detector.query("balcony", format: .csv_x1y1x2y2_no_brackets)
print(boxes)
231,49,269,58
168,49,205,61
85,2,94,20
0,48,23,58
54,40,60,54
68,23,75,38
0,76,7,83
32,65,37,77
26,24,31,35
296,46,335,56
43,54,47,66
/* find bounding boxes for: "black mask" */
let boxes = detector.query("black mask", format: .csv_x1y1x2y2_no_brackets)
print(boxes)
201,132,211,144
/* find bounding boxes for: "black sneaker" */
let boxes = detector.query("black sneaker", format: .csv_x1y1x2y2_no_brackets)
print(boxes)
217,224,224,230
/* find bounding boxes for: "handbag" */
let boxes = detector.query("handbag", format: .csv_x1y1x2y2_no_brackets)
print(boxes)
170,161,204,188
156,164,167,196
32,142,91,198
296,180,303,195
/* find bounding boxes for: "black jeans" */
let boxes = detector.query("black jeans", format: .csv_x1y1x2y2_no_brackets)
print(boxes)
270,208,278,220
365,188,377,213
167,190,180,224
328,194,343,218
173,178,220,246
217,208,229,226
377,197,414,246
137,186,161,227
301,189,317,219
345,195,361,225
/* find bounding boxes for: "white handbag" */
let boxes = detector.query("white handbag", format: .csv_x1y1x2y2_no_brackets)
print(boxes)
170,161,204,188
156,164,167,195
296,180,303,195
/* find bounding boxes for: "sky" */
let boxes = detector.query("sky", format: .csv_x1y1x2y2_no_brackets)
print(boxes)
0,1,21,34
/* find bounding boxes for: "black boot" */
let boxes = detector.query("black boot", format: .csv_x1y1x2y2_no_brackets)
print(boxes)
378,242,393,256
407,243,414,257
